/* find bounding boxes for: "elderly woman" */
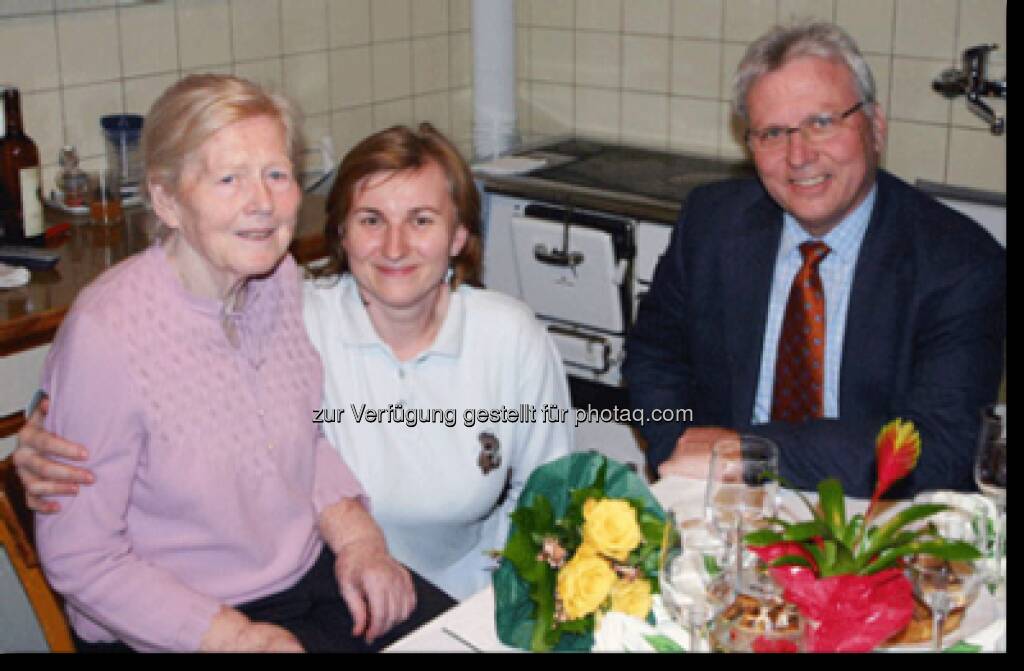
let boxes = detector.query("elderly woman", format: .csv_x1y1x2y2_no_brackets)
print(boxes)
15,123,572,602
26,75,452,653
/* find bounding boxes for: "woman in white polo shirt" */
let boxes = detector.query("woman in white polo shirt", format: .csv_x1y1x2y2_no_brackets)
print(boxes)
302,123,571,599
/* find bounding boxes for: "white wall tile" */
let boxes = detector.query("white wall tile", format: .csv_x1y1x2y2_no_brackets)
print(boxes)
414,91,451,134
575,86,620,140
621,91,668,148
449,86,473,143
328,0,371,48
778,0,835,23
330,45,372,108
723,0,777,42
884,119,946,182
889,57,952,124
373,96,413,130
672,0,723,39
21,89,64,167
718,99,747,157
576,0,621,32
892,0,957,59
372,40,412,101
123,72,178,116
836,0,893,54
671,38,721,97
177,0,232,70
624,0,671,35
284,50,330,115
530,81,573,135
120,3,178,78
531,28,574,84
957,0,1006,63
0,0,54,17
412,0,448,36
449,0,471,31
576,31,621,88
297,111,330,169
57,8,120,86
449,31,472,88
370,0,411,42
0,14,60,91
530,0,573,28
231,0,282,62
331,104,374,155
946,127,1005,192
281,0,328,54
720,41,747,105
517,26,530,78
233,58,284,93
669,95,720,153
62,80,123,159
623,35,670,93
413,35,450,94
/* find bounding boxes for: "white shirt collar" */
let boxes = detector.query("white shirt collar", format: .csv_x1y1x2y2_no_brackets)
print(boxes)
780,183,877,264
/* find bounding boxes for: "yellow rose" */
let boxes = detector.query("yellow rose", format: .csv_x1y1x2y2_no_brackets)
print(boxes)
608,577,652,619
556,553,616,620
582,498,642,562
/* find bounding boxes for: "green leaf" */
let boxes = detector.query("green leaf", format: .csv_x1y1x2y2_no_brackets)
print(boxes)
644,634,686,652
782,521,828,542
821,540,838,572
770,554,815,570
817,478,847,540
527,566,556,652
944,641,982,653
858,503,950,570
704,554,722,577
842,514,865,552
744,529,784,546
860,540,983,575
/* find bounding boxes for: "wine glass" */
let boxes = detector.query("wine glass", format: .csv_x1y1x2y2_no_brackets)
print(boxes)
975,403,1006,586
906,508,985,651
704,435,780,595
659,511,723,650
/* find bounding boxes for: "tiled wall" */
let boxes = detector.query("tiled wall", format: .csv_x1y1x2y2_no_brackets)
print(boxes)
0,0,474,192
516,0,1006,194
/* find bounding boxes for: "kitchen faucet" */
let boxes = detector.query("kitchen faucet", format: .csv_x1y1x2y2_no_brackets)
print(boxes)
933,44,1007,135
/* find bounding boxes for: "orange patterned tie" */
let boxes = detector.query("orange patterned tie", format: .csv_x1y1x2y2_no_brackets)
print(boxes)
772,241,830,423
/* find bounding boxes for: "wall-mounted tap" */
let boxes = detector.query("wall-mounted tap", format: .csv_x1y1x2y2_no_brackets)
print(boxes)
934,44,1006,135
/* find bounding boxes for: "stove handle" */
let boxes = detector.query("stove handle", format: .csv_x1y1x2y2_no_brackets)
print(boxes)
533,244,584,268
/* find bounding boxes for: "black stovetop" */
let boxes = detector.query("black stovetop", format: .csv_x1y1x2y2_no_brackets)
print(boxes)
527,138,755,204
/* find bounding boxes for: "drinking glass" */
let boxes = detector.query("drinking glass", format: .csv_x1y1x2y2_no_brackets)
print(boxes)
906,508,985,651
975,403,1006,585
704,435,779,595
659,512,728,650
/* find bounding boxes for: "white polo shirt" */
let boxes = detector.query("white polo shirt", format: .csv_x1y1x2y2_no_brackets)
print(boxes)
303,274,573,600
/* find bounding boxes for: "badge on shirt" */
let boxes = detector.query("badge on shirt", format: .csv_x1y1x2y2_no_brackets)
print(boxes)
478,432,501,475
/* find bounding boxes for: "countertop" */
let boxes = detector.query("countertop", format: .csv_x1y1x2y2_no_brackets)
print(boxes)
0,195,329,357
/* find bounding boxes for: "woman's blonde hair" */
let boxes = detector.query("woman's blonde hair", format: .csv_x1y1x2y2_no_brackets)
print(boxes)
142,74,299,201
320,123,483,288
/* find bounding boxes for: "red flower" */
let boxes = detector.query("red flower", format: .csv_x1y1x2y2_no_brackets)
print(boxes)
871,419,920,509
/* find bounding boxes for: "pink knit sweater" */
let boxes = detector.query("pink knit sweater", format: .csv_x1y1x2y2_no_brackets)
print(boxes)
35,244,366,652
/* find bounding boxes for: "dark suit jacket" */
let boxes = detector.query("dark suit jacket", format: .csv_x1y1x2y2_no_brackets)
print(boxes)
623,170,1005,497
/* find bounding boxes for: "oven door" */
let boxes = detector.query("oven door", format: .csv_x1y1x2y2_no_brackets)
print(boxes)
509,204,634,334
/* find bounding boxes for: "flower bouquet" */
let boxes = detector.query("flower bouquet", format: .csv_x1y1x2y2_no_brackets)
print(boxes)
493,452,666,652
744,419,983,652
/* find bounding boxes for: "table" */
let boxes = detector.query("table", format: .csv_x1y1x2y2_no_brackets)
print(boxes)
385,476,1006,652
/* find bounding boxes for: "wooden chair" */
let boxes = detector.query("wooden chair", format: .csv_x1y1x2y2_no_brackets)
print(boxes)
0,455,75,652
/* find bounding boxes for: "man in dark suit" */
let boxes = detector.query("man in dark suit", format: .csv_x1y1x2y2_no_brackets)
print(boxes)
623,22,1005,497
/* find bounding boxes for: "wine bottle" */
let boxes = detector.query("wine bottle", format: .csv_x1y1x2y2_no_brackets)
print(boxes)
0,86,44,243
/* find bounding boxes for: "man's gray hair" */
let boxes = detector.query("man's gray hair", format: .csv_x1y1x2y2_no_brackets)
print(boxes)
732,21,877,123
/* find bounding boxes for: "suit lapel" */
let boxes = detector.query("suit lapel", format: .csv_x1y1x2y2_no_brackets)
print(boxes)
840,172,914,415
722,194,783,423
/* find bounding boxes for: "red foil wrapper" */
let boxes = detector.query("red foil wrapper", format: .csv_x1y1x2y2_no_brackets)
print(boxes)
750,544,915,652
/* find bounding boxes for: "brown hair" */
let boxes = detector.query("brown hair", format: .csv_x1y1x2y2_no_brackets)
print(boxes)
142,74,299,202
320,123,483,288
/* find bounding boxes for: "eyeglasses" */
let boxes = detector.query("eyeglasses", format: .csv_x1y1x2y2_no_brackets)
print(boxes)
745,101,866,152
